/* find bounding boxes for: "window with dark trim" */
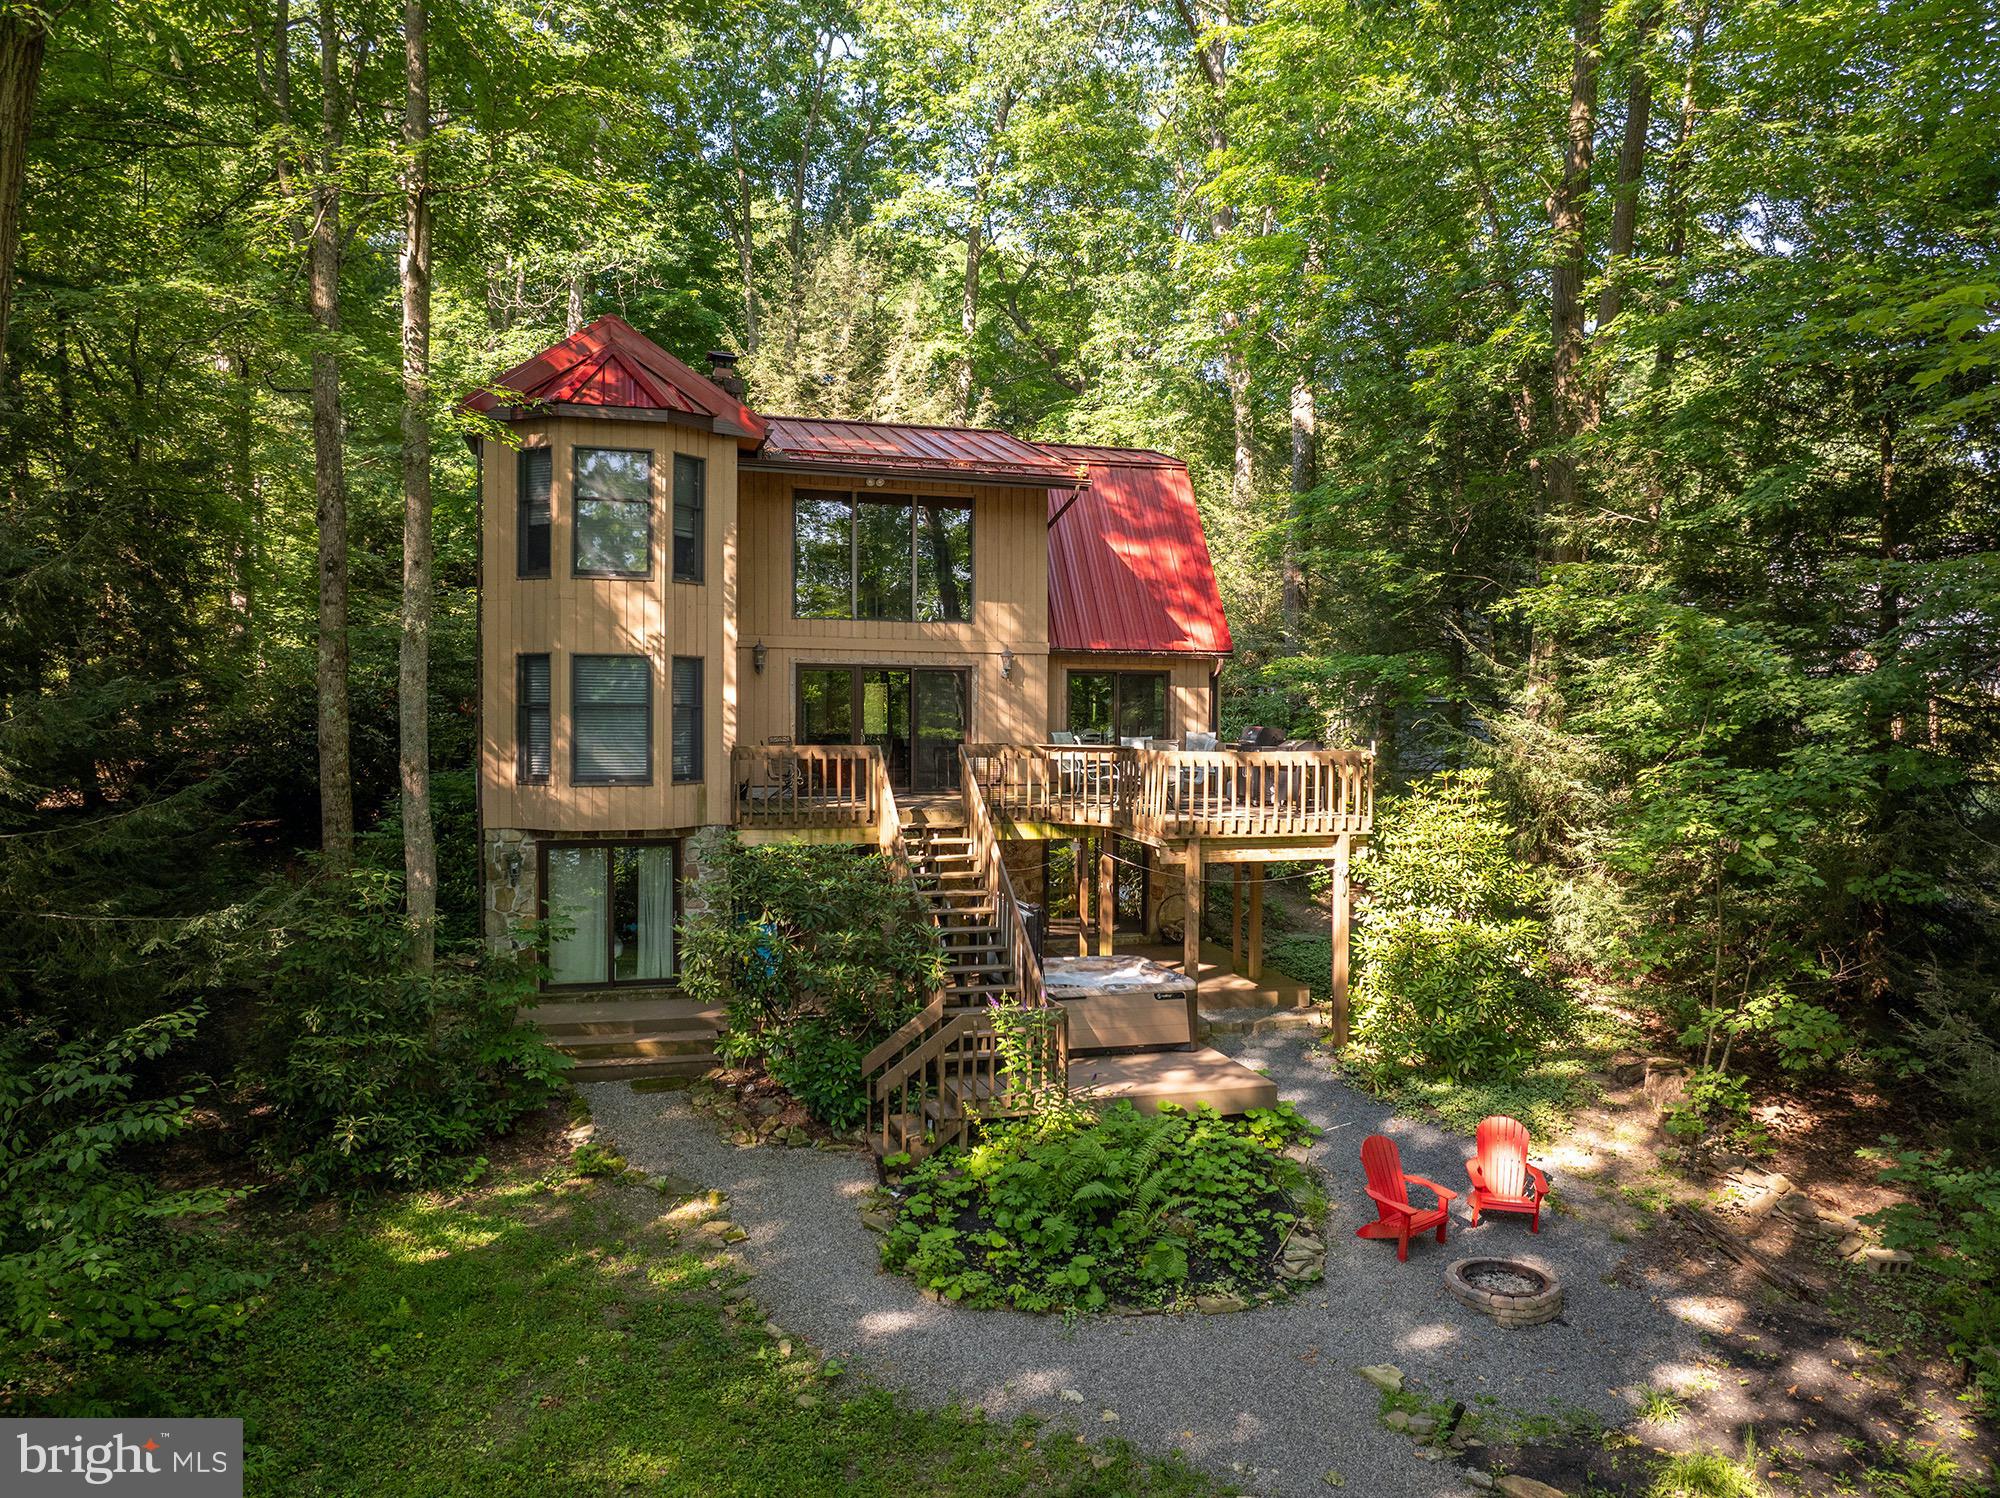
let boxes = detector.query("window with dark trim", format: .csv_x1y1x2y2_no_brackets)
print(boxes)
671,656,703,783
792,491,973,621
542,840,680,987
672,454,704,582
571,655,651,785
517,447,552,577
573,447,651,577
1067,670,1169,742
516,653,551,783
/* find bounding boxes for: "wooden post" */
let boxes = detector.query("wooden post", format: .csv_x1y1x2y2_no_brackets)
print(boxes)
1231,866,1243,971
1096,838,1115,956
1248,865,1265,981
1330,837,1350,1045
1071,838,1087,956
1183,841,1204,1022
1143,845,1161,938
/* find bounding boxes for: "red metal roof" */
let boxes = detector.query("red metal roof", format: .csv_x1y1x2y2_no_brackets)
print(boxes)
1039,444,1232,657
753,415,1079,483
461,315,766,444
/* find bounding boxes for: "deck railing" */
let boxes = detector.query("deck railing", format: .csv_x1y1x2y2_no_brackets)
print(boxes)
965,743,1373,840
731,743,878,830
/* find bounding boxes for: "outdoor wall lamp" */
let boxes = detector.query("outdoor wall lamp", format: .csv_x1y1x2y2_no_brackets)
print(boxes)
1000,645,1014,680
753,641,767,674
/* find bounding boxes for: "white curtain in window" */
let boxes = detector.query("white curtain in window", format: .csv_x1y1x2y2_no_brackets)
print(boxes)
547,846,608,985
634,846,675,981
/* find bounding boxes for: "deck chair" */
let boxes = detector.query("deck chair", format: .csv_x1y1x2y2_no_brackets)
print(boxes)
1465,1115,1549,1231
1356,1133,1456,1262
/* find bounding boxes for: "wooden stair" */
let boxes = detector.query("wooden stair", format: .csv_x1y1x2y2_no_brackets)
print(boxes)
524,994,723,1082
906,820,1020,1009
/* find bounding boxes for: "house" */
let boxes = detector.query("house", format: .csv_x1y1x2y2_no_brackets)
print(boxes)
464,316,1372,1145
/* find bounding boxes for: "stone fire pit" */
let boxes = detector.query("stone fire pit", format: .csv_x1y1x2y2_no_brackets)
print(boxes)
1444,1256,1563,1327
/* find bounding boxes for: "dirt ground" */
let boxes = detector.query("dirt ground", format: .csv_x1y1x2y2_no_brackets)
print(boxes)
1484,1041,1997,1495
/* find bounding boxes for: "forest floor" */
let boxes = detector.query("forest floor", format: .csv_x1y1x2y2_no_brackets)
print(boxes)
1473,1048,1999,1497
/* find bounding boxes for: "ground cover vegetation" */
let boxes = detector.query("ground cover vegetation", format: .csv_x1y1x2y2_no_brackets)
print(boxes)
1,0,1995,1478
881,1099,1320,1311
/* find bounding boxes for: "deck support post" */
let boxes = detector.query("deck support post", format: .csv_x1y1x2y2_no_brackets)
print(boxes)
1071,838,1087,956
1096,838,1115,956
1182,841,1204,1027
1231,867,1243,971
1248,865,1265,981
1330,836,1350,1045
1143,845,1161,938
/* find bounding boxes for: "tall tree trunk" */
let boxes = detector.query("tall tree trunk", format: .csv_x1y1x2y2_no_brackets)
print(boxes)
1283,378,1315,642
311,0,353,868
1593,3,1658,342
1178,1,1255,510
399,0,436,967
730,130,759,355
0,11,48,382
958,208,983,423
1653,0,1711,380
1527,0,1603,721
230,350,257,647
565,267,586,334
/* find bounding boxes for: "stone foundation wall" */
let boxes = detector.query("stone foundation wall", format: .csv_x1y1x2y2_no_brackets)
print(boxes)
483,826,539,951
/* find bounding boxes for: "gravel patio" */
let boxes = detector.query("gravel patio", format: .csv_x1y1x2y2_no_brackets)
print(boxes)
585,1030,1707,1497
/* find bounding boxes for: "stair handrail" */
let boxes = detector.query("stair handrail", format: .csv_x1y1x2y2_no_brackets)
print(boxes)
957,746,1065,1079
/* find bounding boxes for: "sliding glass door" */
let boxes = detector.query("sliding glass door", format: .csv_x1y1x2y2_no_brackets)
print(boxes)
797,666,966,791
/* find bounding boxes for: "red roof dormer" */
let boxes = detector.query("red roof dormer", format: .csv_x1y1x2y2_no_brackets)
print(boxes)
461,314,766,446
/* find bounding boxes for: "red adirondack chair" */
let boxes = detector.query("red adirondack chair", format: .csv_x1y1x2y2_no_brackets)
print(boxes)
1356,1133,1456,1262
1464,1115,1549,1231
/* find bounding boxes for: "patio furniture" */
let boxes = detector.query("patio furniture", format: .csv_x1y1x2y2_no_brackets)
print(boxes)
1464,1115,1548,1231
1184,731,1218,751
1356,1133,1456,1261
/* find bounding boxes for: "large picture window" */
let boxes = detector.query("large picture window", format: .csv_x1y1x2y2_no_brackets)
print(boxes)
573,447,651,577
1067,670,1169,743
544,841,678,987
792,492,973,621
572,655,651,785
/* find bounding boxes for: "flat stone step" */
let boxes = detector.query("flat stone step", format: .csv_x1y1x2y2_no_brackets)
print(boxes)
1196,1007,1326,1039
1068,1047,1277,1116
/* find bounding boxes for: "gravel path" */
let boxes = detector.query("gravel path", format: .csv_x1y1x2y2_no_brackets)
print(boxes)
585,1033,1703,1497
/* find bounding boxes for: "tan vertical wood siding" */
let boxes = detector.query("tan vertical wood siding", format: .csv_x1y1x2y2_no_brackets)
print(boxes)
1050,652,1219,743
480,414,739,834
733,472,1050,747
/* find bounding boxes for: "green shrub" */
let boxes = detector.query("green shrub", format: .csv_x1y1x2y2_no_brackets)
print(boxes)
765,1023,871,1131
882,1100,1318,1311
1353,771,1568,1078
1,1008,268,1368
681,839,942,1128
242,868,566,1194
1862,1143,2000,1408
